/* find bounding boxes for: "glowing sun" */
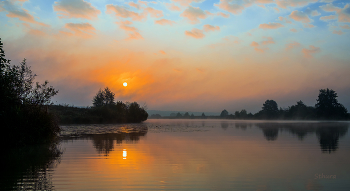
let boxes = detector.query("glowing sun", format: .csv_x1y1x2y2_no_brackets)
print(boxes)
123,82,127,87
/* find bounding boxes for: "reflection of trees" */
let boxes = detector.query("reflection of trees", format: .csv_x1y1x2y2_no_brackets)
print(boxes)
91,130,147,156
256,122,349,153
316,124,348,153
61,125,148,156
0,143,62,190
221,122,228,130
256,123,279,141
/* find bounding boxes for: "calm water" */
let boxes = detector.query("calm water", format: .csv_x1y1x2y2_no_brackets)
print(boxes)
2,119,350,190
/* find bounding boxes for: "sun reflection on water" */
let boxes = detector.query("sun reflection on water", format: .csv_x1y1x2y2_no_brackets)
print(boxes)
123,149,127,160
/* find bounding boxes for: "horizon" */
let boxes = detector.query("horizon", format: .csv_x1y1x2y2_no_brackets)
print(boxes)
1,0,350,113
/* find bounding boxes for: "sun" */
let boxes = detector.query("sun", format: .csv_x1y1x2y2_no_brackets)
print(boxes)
123,82,127,87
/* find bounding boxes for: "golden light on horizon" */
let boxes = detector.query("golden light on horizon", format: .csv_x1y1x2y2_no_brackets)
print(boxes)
123,82,127,87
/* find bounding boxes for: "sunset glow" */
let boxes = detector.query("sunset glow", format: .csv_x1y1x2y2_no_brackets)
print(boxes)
1,0,350,112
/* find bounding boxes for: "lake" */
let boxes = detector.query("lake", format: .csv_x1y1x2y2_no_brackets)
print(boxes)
2,119,350,190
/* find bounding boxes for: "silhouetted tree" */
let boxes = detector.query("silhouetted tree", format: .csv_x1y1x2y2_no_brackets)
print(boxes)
184,112,190,118
315,88,348,120
220,109,228,118
92,87,115,107
176,112,182,118
260,100,279,119
190,113,195,119
201,113,206,119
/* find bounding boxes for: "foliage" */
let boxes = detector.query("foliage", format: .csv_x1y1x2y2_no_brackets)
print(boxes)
0,38,59,147
220,109,228,118
315,88,348,120
93,87,115,107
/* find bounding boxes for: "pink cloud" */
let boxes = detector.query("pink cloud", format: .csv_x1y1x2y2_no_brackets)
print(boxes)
53,0,100,19
116,21,144,41
203,24,220,32
64,23,96,38
180,6,207,24
251,41,259,47
172,0,204,7
261,37,274,45
106,4,144,21
302,45,320,58
185,28,205,39
166,3,181,11
332,30,343,35
320,15,336,21
285,41,301,50
217,12,230,18
276,0,318,9
289,10,311,23
155,19,176,25
144,7,163,18
290,28,298,32
259,22,284,29
321,4,350,23
340,25,350,29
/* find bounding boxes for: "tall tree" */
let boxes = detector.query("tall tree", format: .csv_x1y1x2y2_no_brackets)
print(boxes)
315,88,348,120
261,100,279,119
92,89,105,107
220,109,228,117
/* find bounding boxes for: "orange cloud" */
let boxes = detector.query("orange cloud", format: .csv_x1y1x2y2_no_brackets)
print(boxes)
180,6,207,24
166,3,181,11
172,0,204,7
251,41,259,47
53,0,100,19
64,23,96,38
159,50,166,55
302,45,320,58
261,37,274,45
214,0,246,15
1,1,48,26
155,19,176,25
290,28,297,32
303,23,315,28
333,30,343,35
340,25,350,29
128,2,140,9
106,4,144,21
116,21,143,40
185,28,205,39
217,12,230,18
144,7,163,18
285,41,301,50
203,24,220,32
321,4,350,23
259,22,284,29
276,0,317,9
320,15,336,21
278,16,292,24
289,10,311,23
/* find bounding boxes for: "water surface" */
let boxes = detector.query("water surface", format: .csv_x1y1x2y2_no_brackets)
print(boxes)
2,119,350,190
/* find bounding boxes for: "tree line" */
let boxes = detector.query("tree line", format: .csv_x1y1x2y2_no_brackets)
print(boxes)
220,89,349,120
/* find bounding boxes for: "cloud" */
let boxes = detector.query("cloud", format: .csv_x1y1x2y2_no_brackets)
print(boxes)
276,0,317,9
340,25,350,29
261,37,274,45
185,28,205,39
166,3,181,11
251,41,259,47
302,45,320,58
289,10,311,23
259,22,284,29
217,12,230,18
214,0,248,15
64,22,96,38
290,28,297,32
203,24,220,32
285,41,301,50
320,15,336,21
278,16,292,24
172,0,204,7
250,41,267,52
304,23,315,28
321,4,350,23
155,19,176,25
128,2,140,9
106,4,144,21
159,50,166,55
180,6,207,24
53,0,100,19
116,21,143,40
1,0,48,26
333,30,343,35
144,7,163,18
311,10,321,16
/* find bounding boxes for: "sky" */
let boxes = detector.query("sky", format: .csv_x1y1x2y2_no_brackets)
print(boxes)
1,0,350,113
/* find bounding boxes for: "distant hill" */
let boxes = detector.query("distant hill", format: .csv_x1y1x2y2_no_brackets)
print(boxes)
147,110,220,117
